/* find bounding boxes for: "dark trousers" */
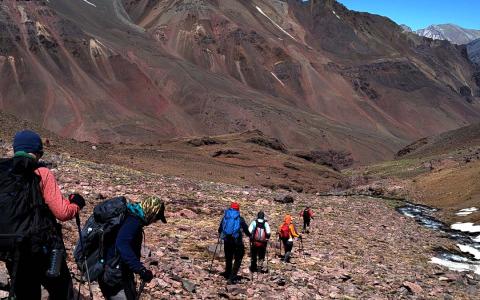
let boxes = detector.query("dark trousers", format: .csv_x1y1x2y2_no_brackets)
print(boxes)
7,252,73,300
250,244,267,271
224,241,244,280
99,269,137,300
281,238,293,253
281,238,293,262
303,218,311,231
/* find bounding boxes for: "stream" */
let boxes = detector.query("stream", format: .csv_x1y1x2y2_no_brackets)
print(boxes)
397,204,480,275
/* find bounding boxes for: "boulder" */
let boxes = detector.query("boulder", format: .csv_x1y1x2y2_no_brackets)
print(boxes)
274,195,294,204
182,279,196,293
402,281,423,294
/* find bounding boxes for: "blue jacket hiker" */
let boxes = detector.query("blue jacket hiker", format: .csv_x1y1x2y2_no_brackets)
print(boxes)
99,196,167,300
217,202,250,284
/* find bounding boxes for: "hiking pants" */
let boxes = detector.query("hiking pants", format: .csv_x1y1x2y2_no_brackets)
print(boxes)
224,241,245,280
250,244,267,271
281,238,293,261
303,217,311,232
7,252,73,300
99,269,137,300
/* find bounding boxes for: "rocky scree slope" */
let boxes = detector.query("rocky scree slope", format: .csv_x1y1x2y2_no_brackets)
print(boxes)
0,0,480,162
1,144,479,299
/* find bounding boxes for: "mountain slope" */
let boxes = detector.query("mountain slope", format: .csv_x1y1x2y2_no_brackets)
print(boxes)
468,38,480,65
416,24,480,45
400,24,413,32
1,120,477,298
354,122,480,221
0,0,479,163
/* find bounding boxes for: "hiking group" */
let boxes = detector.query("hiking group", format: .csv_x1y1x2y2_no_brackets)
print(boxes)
215,202,314,284
0,130,166,300
0,130,314,299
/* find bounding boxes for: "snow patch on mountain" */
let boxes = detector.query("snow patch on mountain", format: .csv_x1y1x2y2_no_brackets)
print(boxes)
332,10,341,20
271,72,285,87
255,6,297,41
81,0,96,7
456,207,479,216
451,222,480,233
416,24,480,45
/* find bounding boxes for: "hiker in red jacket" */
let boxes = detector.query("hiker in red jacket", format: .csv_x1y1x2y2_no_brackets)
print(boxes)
300,207,314,233
0,130,85,300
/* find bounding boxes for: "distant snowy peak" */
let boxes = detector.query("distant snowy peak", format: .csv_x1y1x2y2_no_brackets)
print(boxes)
415,24,480,45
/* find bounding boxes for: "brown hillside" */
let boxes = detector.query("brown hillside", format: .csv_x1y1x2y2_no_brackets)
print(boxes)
0,0,479,163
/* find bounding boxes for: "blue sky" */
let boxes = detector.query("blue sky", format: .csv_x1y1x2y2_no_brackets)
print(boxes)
337,0,480,30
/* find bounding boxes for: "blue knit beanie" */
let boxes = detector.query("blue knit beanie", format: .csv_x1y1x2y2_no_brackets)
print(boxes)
13,130,43,154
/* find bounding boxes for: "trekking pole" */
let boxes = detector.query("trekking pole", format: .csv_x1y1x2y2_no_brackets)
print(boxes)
209,235,221,275
278,236,282,258
300,237,306,260
75,214,94,300
136,280,146,300
250,242,254,282
266,241,270,273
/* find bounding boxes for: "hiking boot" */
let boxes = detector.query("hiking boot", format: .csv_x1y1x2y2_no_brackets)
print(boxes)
220,271,230,279
227,276,240,284
284,252,291,263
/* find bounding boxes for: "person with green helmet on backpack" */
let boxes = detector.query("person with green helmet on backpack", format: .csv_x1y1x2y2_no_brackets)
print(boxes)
98,196,167,300
218,202,251,284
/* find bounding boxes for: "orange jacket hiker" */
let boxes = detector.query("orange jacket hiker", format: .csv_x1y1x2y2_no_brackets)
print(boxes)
279,214,300,241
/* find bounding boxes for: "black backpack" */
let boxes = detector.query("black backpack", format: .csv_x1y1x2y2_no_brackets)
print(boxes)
74,196,127,284
303,209,310,219
0,157,59,258
0,157,60,296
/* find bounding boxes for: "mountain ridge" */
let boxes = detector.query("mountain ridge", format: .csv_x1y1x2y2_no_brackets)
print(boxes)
415,23,480,45
0,0,479,163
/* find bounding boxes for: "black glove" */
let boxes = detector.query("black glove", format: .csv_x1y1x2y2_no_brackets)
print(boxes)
69,193,86,209
139,268,154,283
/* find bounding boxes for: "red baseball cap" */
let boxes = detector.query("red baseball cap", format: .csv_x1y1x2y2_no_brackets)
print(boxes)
231,202,240,210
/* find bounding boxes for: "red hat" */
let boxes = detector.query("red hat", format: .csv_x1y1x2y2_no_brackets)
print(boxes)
231,202,240,210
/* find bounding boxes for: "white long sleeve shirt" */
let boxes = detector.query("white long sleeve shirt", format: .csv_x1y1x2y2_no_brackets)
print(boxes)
249,219,271,237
